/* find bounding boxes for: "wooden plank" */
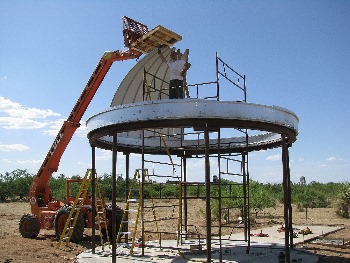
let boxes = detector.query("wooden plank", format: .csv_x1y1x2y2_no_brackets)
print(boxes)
131,25,182,53
147,34,170,46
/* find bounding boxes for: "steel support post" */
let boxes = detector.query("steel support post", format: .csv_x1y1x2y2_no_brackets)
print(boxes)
204,127,211,262
141,130,145,256
242,152,250,254
215,52,220,101
91,144,96,254
217,129,223,262
112,135,118,263
282,135,291,263
245,132,251,252
183,155,188,241
242,153,247,242
125,152,130,243
286,145,293,249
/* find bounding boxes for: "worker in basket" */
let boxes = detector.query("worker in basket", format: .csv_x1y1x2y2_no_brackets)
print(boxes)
158,47,191,99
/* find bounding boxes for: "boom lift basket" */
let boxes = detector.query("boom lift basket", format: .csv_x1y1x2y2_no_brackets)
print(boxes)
122,16,182,53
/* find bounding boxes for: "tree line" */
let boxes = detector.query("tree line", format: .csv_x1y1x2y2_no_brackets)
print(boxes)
1,169,349,218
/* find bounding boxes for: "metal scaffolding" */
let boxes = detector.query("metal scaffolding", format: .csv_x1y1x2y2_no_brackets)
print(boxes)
139,53,251,260
87,53,298,263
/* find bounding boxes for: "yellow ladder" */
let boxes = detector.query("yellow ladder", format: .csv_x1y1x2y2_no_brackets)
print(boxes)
117,169,144,255
57,169,109,249
95,178,110,250
57,169,91,248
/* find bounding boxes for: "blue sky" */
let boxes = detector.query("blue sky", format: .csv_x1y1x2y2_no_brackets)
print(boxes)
1,1,349,184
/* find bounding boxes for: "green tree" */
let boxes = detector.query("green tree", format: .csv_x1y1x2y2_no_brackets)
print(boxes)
293,181,331,209
11,169,33,199
50,174,68,200
337,182,350,218
161,183,179,198
99,173,126,200
0,172,12,200
186,184,206,198
249,180,277,217
99,173,112,200
0,169,34,200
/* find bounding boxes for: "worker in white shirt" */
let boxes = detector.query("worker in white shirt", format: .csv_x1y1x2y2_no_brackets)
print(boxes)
158,48,191,99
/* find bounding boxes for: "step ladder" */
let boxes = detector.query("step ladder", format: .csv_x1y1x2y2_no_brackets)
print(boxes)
117,169,144,255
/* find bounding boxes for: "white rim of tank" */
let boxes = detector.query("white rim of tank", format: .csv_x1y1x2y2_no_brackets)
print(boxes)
86,99,298,154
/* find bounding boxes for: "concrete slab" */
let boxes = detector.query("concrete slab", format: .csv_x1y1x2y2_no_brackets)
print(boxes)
76,225,343,262
238,224,344,245
77,245,318,263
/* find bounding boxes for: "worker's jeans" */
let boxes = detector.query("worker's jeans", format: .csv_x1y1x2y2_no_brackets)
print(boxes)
169,79,184,99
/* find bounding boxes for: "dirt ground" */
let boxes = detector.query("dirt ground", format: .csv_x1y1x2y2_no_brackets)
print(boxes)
0,201,349,263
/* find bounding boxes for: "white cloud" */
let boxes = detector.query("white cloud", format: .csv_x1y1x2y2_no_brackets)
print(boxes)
43,119,87,137
326,157,337,161
0,96,60,130
266,154,281,161
1,75,7,80
0,143,30,152
187,158,205,169
0,116,47,129
43,119,65,136
77,161,91,167
96,150,112,161
0,96,60,118
297,158,305,162
17,159,42,166
1,158,42,166
6,107,59,119
76,123,87,137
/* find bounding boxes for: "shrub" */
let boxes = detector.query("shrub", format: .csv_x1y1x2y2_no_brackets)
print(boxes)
337,182,350,218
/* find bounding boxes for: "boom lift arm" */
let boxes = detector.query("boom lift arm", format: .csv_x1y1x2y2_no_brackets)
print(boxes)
29,48,142,216
24,16,182,234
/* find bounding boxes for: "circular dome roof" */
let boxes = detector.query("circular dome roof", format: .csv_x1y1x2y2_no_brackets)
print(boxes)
111,47,188,106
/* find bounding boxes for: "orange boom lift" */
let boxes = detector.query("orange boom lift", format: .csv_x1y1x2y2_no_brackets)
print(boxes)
19,16,182,243
19,17,146,241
